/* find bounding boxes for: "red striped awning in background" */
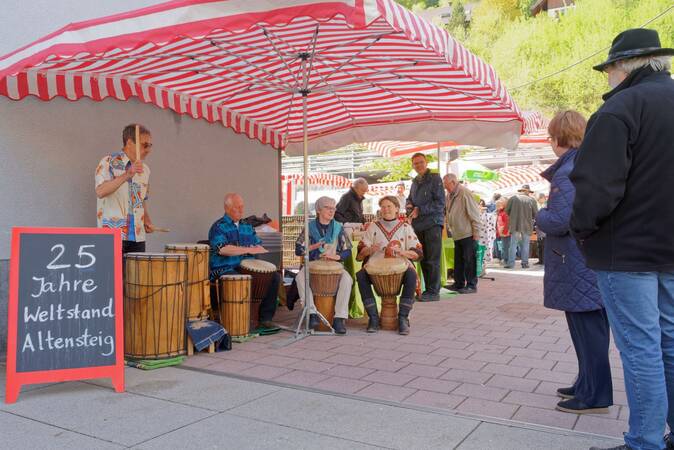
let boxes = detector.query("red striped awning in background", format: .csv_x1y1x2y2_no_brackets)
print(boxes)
468,164,550,192
0,0,524,155
281,173,351,189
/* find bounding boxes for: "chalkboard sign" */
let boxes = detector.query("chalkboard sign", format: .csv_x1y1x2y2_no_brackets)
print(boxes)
5,227,124,403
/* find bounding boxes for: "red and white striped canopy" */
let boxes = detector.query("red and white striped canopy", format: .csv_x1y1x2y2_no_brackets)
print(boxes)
364,111,548,158
282,173,351,188
468,164,549,192
0,0,523,156
366,140,458,158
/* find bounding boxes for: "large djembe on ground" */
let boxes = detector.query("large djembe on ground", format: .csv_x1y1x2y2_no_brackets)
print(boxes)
364,257,407,331
239,258,277,329
308,260,343,331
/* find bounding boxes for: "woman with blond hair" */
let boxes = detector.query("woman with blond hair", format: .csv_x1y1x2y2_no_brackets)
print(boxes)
537,110,613,414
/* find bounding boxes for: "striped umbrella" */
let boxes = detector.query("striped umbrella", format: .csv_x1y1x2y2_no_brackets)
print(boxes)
0,0,524,156
468,164,550,193
0,0,524,337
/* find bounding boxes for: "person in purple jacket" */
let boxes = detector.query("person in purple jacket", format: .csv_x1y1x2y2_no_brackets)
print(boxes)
537,110,612,415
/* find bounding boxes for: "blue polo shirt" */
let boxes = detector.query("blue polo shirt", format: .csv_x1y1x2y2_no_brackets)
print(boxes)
208,214,262,280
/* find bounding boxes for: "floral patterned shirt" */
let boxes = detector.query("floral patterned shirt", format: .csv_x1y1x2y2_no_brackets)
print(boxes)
95,151,150,242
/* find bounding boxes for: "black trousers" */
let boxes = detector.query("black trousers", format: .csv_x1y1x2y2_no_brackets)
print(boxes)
565,309,613,407
453,237,477,289
537,236,545,263
415,225,442,295
357,267,417,301
122,240,146,254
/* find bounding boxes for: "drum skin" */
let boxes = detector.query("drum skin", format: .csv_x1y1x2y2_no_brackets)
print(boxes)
124,253,187,359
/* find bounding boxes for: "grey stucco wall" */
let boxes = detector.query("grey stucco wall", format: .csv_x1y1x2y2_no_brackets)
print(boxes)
0,1,281,356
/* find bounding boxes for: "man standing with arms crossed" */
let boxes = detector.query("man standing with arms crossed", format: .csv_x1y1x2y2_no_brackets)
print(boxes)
406,153,445,302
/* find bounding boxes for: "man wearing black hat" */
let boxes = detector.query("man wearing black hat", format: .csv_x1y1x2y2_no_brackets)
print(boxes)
569,29,674,450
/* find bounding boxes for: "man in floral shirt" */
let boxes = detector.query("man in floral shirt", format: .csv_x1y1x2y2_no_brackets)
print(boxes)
95,124,154,253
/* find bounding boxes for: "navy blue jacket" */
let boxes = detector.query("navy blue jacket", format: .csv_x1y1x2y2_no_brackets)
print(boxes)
537,149,603,312
407,171,445,231
570,68,674,271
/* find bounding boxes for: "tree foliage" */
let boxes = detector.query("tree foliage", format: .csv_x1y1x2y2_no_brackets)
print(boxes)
396,0,674,117
366,154,437,182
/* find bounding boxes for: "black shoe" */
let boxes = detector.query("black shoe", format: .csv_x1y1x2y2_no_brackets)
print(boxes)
398,316,410,335
556,386,575,400
445,284,463,291
362,300,380,333
665,434,674,450
458,287,477,294
309,314,320,329
420,292,440,302
521,263,530,269
589,445,632,450
556,398,609,415
332,318,347,335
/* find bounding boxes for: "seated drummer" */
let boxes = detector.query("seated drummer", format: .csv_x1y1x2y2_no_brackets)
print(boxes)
208,193,279,328
356,196,422,335
295,196,353,335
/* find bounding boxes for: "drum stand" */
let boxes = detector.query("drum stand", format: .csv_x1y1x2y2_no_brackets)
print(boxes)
274,292,334,347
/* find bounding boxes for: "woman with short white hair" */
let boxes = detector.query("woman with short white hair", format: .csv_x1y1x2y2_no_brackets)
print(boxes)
294,196,353,334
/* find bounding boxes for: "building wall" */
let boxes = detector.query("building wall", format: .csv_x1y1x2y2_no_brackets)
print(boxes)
0,0,281,357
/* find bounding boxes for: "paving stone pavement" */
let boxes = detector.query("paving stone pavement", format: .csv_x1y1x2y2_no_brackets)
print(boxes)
183,267,629,439
0,364,621,449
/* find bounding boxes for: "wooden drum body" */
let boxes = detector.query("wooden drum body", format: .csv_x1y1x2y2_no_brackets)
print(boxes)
165,243,210,320
217,275,251,337
365,258,407,331
239,259,277,329
124,253,187,359
308,260,343,331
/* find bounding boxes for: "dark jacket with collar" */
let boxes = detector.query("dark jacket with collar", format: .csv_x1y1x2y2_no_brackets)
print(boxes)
335,187,365,224
569,67,674,271
538,149,603,312
408,170,446,231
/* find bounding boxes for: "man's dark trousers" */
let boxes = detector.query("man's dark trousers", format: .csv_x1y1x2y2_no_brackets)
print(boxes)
416,225,442,295
454,237,477,289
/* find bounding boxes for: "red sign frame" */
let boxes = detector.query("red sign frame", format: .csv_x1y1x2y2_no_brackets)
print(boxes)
5,227,125,403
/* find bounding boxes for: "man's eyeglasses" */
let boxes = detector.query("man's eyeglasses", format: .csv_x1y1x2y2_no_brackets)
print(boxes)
142,142,153,149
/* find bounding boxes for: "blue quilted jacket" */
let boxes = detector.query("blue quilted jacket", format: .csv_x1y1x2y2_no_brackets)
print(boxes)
537,149,603,312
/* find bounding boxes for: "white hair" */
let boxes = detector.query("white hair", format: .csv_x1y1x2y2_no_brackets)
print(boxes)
612,55,672,74
443,173,458,182
352,177,368,189
224,193,241,208
315,196,336,212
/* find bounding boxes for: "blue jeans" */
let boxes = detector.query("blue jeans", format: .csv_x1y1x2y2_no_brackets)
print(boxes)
595,271,674,450
507,231,530,267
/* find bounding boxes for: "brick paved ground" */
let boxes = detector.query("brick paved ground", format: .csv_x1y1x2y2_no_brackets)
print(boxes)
185,266,628,438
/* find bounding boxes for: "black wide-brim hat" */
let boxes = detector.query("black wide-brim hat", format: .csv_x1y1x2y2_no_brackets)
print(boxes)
593,28,674,72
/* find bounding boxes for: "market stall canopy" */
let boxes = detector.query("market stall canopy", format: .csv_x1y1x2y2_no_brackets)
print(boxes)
363,110,548,158
468,164,550,194
0,0,524,156
281,173,351,189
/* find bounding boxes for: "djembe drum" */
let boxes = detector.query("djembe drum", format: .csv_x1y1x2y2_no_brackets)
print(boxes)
365,257,407,331
217,274,251,337
165,243,210,321
238,258,277,329
307,260,343,331
124,253,187,359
